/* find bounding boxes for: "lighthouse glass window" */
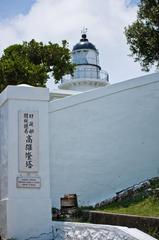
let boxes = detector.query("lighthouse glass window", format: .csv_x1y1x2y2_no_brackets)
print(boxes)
86,50,98,65
73,50,97,65
72,50,88,64
19,111,39,172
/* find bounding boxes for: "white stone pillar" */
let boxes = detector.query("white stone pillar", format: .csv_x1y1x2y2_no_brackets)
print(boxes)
0,86,52,240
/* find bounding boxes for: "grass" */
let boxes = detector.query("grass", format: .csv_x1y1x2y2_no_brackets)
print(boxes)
97,196,159,217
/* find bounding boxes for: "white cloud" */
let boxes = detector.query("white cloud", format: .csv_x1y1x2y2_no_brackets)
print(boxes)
0,0,153,89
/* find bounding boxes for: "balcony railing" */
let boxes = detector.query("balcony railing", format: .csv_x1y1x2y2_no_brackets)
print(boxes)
61,67,109,83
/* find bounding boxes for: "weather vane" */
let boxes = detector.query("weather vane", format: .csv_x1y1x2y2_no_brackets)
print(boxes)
81,27,88,35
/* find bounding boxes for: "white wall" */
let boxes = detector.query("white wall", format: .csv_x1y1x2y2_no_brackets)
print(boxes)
0,86,52,240
49,73,159,208
1,73,158,239
0,101,8,237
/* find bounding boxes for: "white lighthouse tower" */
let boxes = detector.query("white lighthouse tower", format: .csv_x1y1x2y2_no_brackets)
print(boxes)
59,29,109,92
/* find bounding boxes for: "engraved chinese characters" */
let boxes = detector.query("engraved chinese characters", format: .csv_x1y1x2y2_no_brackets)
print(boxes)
24,113,34,169
19,111,39,172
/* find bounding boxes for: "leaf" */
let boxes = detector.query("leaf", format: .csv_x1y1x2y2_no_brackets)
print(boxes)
125,0,159,71
0,39,75,92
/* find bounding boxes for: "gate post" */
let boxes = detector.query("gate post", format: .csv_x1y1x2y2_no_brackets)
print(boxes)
0,85,52,240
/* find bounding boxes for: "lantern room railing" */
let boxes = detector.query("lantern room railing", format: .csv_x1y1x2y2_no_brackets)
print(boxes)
61,67,109,83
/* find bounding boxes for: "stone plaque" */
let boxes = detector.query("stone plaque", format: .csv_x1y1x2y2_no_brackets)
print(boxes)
19,111,39,172
16,177,41,188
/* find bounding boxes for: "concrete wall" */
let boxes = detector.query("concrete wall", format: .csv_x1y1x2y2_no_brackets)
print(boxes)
0,86,52,240
49,73,159,208
82,210,159,233
0,100,8,237
1,73,158,239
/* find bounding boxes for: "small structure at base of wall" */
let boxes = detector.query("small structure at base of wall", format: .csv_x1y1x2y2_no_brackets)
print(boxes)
60,194,78,215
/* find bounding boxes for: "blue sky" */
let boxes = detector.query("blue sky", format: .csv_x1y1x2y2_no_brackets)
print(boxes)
0,0,35,20
0,0,36,20
126,0,139,6
0,0,153,89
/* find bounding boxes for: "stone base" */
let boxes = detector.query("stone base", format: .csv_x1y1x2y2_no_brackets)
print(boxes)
0,200,7,238
1,198,52,240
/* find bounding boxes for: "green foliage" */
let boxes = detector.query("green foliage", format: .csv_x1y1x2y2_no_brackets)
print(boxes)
125,0,159,71
97,196,159,217
149,177,159,189
0,39,75,92
147,226,159,239
96,178,159,217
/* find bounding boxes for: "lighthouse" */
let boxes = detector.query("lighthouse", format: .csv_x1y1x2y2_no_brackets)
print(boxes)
59,28,109,91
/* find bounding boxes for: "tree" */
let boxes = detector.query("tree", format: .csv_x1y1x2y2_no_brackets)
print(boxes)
0,39,75,92
125,0,159,71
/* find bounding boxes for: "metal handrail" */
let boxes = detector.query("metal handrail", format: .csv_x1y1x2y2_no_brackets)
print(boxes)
61,67,109,83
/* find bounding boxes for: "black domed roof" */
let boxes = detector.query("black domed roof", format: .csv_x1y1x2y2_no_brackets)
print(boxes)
73,34,97,51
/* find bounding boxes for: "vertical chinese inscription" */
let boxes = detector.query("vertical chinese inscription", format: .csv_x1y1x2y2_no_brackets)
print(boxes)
19,111,39,172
